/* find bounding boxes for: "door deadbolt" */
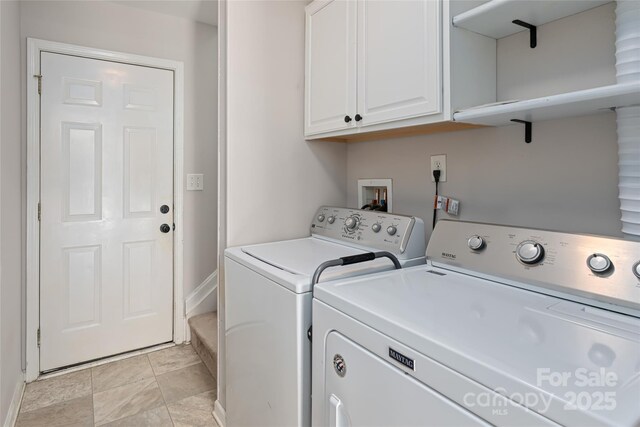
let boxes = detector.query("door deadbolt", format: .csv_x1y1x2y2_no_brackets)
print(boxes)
160,205,170,214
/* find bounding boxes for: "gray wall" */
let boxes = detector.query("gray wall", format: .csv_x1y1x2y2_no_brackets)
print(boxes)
347,3,621,242
497,2,616,100
220,0,348,409
225,0,347,247
1,1,24,423
20,0,218,299
347,113,621,241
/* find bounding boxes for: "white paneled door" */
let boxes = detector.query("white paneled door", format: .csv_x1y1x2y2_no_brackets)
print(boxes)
40,52,174,371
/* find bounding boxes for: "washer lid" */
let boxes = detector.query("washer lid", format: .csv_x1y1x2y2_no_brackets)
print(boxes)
241,238,366,276
314,266,640,426
226,237,404,294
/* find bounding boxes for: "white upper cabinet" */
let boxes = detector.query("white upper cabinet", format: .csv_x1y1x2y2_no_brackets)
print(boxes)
305,0,357,135
305,0,496,141
356,0,441,126
305,0,447,139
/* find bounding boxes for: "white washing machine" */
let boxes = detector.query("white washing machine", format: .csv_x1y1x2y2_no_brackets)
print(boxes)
224,206,426,427
312,220,640,427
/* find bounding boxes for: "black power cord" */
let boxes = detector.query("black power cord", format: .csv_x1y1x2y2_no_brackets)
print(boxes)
432,169,441,230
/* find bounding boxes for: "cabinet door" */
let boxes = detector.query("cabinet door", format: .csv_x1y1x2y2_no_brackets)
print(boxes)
357,0,441,126
305,0,357,136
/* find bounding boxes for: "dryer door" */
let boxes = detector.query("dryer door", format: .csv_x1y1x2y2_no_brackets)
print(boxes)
323,331,489,426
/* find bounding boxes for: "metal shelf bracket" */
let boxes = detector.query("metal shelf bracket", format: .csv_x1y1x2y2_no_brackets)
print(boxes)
512,19,537,48
511,119,532,143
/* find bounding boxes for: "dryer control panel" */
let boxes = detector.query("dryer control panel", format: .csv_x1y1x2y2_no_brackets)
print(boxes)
311,206,425,260
428,220,640,314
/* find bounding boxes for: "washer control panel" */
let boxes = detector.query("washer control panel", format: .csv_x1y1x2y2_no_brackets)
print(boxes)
311,206,426,260
427,220,640,313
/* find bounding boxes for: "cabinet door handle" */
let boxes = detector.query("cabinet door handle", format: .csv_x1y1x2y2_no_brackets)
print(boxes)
354,114,362,122
344,115,352,123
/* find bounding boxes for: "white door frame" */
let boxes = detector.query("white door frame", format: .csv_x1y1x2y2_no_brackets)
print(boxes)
26,38,185,381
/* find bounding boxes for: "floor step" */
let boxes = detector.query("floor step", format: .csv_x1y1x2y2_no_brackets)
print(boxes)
188,312,218,379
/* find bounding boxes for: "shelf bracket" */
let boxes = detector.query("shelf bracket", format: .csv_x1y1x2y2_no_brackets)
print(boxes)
512,19,537,48
511,119,532,143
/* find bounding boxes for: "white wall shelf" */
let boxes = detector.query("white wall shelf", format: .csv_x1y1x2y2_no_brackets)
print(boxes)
452,0,611,39
453,82,640,126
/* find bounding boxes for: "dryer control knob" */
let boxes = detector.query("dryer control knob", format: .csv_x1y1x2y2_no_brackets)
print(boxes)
372,223,382,233
327,216,336,224
345,216,358,230
317,214,325,223
633,261,640,280
387,225,397,236
516,241,545,265
587,253,612,274
468,235,485,251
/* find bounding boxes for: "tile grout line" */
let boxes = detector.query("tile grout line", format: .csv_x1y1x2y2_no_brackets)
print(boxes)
17,369,93,417
91,370,96,427
96,355,166,426
157,344,213,426
150,352,176,426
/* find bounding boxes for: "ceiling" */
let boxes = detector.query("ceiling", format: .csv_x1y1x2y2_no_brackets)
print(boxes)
112,0,218,26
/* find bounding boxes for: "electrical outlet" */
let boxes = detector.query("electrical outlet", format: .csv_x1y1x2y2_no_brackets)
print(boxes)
187,174,204,191
430,154,447,182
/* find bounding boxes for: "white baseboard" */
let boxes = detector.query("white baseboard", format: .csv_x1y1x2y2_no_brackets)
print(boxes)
184,270,218,341
3,375,25,427
213,399,226,427
185,270,218,315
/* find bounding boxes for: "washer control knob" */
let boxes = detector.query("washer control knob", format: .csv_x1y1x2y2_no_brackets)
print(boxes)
587,253,612,274
387,225,397,236
327,215,335,224
345,216,358,230
317,214,325,223
633,261,640,280
372,223,382,233
468,235,485,251
516,241,545,265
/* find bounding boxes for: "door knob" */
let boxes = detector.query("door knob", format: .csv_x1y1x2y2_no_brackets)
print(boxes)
160,224,171,233
160,205,170,214
344,115,352,123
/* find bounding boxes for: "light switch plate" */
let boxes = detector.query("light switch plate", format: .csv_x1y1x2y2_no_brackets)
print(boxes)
187,174,204,191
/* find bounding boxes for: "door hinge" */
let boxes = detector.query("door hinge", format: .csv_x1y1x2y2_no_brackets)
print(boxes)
38,202,41,221
37,328,41,347
34,74,42,95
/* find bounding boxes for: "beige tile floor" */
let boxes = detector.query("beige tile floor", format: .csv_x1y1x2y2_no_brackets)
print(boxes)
16,345,219,427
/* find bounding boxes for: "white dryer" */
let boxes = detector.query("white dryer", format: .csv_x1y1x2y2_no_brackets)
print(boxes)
312,220,640,427
224,206,426,427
